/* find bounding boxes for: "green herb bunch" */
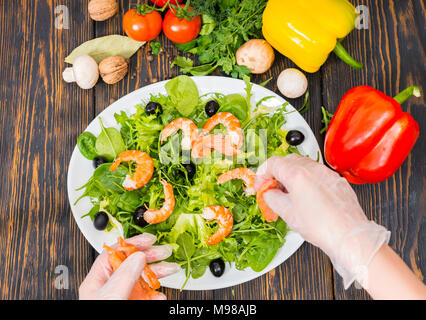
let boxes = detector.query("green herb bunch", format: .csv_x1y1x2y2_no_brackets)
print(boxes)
171,0,268,79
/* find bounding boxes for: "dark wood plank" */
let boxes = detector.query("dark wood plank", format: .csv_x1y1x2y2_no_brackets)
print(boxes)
0,0,94,299
321,0,426,299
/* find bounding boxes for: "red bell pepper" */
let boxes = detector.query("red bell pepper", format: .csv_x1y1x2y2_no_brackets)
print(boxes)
324,85,421,184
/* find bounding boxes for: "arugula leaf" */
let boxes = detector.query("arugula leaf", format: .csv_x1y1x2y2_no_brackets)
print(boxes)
320,106,334,134
298,91,310,114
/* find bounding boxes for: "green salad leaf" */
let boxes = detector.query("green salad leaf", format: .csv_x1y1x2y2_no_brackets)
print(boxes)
95,118,126,161
165,75,200,117
77,131,97,160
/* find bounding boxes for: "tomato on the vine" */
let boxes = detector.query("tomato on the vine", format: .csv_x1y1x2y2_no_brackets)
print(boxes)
162,5,202,44
150,0,183,7
123,8,162,42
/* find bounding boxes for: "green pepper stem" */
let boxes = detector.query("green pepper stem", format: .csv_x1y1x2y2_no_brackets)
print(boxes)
393,86,421,105
333,41,363,69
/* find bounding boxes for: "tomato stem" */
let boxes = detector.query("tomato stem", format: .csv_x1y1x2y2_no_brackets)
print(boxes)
393,86,421,105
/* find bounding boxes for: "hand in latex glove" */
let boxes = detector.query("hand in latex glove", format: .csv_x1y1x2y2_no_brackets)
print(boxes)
255,154,390,289
79,234,181,300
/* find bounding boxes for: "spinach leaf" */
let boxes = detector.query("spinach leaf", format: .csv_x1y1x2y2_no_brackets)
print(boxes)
176,232,195,261
95,118,126,161
77,131,98,160
218,94,248,121
165,76,199,117
245,238,280,272
93,163,127,194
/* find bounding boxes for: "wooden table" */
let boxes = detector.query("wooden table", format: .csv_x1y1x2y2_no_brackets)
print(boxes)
0,0,424,300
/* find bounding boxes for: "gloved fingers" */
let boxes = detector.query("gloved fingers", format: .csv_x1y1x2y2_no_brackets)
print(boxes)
149,262,182,278
97,252,146,300
255,154,305,192
121,233,157,250
151,292,167,300
263,189,294,226
79,233,159,294
79,250,113,298
144,245,173,263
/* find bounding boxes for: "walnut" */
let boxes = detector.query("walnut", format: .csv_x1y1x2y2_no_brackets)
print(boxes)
98,56,128,84
88,0,118,21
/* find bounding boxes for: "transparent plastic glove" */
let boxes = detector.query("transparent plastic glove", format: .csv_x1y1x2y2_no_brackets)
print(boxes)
79,233,181,300
255,154,390,289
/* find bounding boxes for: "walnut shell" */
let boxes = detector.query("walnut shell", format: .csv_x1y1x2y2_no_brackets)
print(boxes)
88,0,118,21
99,56,128,84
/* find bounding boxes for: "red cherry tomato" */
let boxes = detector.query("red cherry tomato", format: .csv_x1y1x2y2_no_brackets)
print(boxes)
123,9,162,42
162,5,202,44
150,0,183,7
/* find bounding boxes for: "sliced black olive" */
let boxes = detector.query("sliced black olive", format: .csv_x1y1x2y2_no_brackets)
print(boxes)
93,211,109,231
93,156,107,169
286,130,305,146
205,100,220,117
209,258,225,277
133,206,149,227
145,101,163,116
183,163,196,179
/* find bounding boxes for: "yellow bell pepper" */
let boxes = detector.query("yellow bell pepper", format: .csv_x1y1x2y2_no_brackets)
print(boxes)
262,0,362,73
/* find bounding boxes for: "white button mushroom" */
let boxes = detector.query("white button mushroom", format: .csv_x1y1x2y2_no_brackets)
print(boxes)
277,68,308,99
62,55,99,89
236,39,275,74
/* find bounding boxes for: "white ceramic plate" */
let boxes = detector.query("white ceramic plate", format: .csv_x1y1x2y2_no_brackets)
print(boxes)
67,76,322,290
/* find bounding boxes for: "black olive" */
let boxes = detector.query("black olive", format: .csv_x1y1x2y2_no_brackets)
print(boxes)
205,100,220,117
93,156,107,169
286,130,305,146
145,101,163,116
183,163,196,179
209,258,225,277
93,211,109,231
133,206,149,227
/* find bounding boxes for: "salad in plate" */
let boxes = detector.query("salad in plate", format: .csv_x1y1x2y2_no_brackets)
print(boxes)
74,75,305,287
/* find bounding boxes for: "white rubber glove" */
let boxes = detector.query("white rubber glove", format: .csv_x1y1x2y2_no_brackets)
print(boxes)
255,154,390,289
79,233,181,300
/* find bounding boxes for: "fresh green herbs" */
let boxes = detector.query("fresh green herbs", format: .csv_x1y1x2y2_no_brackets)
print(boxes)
150,41,162,56
171,0,268,78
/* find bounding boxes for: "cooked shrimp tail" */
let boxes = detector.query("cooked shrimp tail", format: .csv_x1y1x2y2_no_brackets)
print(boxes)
201,206,233,245
144,180,175,224
110,150,154,190
256,179,281,222
217,167,256,196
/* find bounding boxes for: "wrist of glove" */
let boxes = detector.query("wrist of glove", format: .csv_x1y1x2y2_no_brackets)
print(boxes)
323,220,390,289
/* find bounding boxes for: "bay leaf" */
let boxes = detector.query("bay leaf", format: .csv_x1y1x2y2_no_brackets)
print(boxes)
65,35,145,64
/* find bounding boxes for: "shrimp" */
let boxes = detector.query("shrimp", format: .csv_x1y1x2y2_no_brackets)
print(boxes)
201,206,233,245
256,179,281,222
109,150,154,191
201,112,243,149
217,167,256,196
104,237,162,300
144,180,175,224
160,118,199,150
191,134,241,158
